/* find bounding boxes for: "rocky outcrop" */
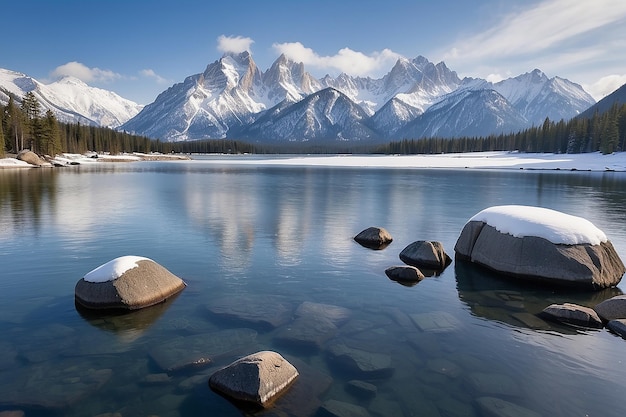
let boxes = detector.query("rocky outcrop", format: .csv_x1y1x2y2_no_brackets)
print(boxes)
16,150,48,166
384,265,424,284
399,240,451,271
540,303,603,328
209,351,298,407
354,227,393,249
455,212,625,289
593,295,626,321
75,256,186,310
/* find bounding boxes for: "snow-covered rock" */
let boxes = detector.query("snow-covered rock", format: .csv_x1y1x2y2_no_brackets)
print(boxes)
75,256,186,310
454,205,625,289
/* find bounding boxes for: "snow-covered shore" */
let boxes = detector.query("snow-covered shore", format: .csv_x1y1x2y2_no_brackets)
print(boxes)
1,151,626,171
0,152,189,168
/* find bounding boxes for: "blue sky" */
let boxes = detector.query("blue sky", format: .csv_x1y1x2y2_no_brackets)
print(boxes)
3,0,625,104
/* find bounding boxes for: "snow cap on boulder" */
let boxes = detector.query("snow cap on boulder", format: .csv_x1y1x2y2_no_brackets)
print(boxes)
75,256,186,310
454,205,625,289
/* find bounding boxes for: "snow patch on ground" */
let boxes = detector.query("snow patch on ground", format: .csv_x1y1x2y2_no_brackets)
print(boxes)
83,256,151,283
469,205,607,245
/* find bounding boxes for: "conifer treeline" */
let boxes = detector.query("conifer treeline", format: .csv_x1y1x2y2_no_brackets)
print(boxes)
375,103,626,155
2,90,625,158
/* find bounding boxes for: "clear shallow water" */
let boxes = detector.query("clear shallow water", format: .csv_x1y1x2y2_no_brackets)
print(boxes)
1,159,626,416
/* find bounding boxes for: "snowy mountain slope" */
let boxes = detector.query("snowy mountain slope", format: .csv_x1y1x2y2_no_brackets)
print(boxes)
493,69,595,124
396,89,528,139
578,82,626,119
118,53,595,143
0,68,142,127
237,88,378,142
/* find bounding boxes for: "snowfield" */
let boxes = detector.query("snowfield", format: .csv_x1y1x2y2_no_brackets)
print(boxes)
2,151,626,171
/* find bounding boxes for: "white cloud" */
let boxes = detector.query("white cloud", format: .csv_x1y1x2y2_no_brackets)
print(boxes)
585,75,626,101
51,61,121,83
140,69,168,84
272,41,401,77
444,0,626,64
217,35,254,54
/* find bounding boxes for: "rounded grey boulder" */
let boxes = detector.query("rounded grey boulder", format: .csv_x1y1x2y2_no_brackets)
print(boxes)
17,150,47,166
209,351,299,407
399,240,451,270
454,208,625,289
593,295,626,321
540,303,603,328
354,227,392,249
385,265,425,284
75,256,186,310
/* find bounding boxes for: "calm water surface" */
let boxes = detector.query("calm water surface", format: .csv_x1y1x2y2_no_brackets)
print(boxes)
1,158,626,416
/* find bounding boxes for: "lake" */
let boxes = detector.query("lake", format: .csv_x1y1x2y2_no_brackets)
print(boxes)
1,157,626,417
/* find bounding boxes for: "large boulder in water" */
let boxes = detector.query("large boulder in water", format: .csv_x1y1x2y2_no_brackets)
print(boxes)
17,150,47,166
399,240,451,271
209,351,299,407
75,256,186,310
454,205,625,289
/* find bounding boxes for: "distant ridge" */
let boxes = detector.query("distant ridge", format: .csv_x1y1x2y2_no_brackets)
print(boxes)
578,83,626,119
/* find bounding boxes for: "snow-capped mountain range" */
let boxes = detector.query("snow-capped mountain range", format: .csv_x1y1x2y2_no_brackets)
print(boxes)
1,52,596,143
0,68,143,128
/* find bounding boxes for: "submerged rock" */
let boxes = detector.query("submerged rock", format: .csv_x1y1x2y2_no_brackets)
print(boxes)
207,295,293,331
594,295,626,321
475,396,541,417
148,328,257,372
454,206,625,289
326,343,394,378
399,240,452,271
75,256,186,310
540,303,603,328
318,399,372,417
209,351,298,407
354,227,393,249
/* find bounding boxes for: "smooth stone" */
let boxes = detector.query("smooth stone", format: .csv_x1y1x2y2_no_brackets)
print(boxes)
16,149,47,166
540,303,603,328
345,380,377,399
209,351,298,407
274,316,338,351
607,319,626,339
75,258,186,310
399,240,451,270
326,343,394,378
148,328,257,372
318,399,372,417
594,295,626,321
385,265,425,284
295,301,351,326
410,312,461,332
207,295,293,330
354,226,393,249
475,396,541,417
455,220,625,289
510,312,551,330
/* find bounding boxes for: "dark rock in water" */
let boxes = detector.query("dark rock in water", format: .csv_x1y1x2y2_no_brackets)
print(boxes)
354,227,393,249
607,319,626,339
148,328,257,372
326,343,394,378
399,240,452,271
207,295,293,331
454,208,625,289
318,399,372,417
594,295,626,321
209,351,298,407
540,303,603,328
475,396,541,417
16,149,47,166
345,380,377,399
385,265,425,284
75,256,186,310
0,358,112,410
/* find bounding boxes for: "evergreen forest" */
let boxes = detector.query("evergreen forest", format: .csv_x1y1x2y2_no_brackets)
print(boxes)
2,91,625,158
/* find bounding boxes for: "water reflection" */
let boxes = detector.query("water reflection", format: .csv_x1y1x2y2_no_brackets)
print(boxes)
454,260,623,331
